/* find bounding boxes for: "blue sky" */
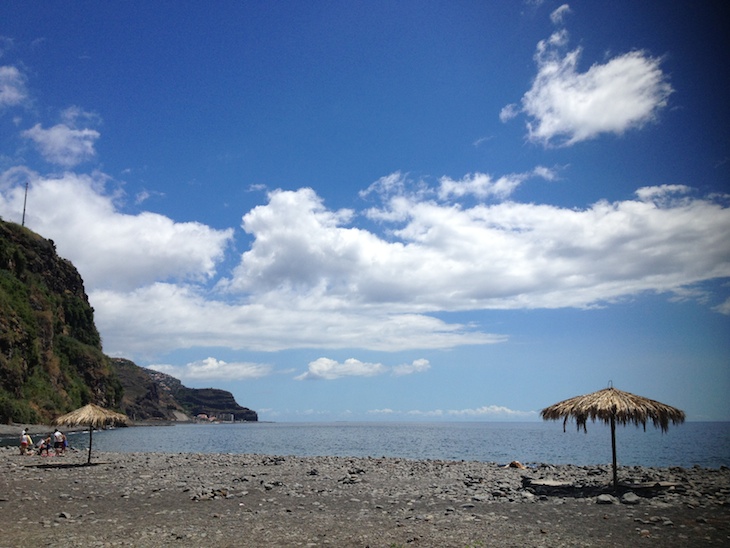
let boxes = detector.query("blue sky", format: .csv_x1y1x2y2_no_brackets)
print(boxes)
1,1,728,422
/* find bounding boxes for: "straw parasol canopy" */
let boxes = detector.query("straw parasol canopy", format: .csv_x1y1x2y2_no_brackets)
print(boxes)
541,385,685,491
54,403,129,464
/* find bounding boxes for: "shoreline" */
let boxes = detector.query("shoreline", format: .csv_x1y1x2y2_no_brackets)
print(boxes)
0,420,176,435
2,447,729,546
4,421,729,472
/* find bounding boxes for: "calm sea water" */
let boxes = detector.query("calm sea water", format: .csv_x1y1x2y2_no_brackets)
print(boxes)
16,421,728,469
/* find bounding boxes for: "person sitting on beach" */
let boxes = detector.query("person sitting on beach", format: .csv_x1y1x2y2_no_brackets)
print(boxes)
20,430,33,455
36,436,51,456
53,429,65,456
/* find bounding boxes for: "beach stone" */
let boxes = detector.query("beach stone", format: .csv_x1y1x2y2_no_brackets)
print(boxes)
596,494,618,505
1,445,729,546
621,492,641,505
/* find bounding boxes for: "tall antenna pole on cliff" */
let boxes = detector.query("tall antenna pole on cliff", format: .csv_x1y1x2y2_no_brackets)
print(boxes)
21,181,28,226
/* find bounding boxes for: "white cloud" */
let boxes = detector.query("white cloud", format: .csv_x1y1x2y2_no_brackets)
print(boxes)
499,103,519,123
635,184,692,203
532,165,559,181
438,172,525,201
22,123,100,167
293,357,433,381
60,105,101,127
2,169,728,360
446,405,539,419
407,409,445,417
550,4,571,25
0,170,233,291
714,297,730,315
91,283,499,357
392,358,430,376
368,408,395,415
230,183,729,314
295,357,388,380
506,21,672,146
0,65,27,108
293,357,431,380
378,405,538,419
437,168,557,201
149,357,272,381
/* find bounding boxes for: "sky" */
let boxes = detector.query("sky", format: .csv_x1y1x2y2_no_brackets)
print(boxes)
1,1,728,422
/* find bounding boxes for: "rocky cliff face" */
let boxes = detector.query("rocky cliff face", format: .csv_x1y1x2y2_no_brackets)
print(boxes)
0,219,258,424
111,359,258,422
173,386,258,422
134,367,258,422
110,358,185,421
0,220,122,423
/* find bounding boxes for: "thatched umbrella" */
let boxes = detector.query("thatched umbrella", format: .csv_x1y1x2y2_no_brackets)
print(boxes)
541,385,685,491
53,403,129,464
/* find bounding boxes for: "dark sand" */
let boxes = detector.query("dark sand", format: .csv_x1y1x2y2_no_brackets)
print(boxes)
1,444,728,547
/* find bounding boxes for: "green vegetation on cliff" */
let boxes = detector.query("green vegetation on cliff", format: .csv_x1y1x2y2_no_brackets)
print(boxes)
0,219,257,424
0,220,122,423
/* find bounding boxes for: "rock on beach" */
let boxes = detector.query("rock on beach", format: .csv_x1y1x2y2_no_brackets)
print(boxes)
1,446,728,547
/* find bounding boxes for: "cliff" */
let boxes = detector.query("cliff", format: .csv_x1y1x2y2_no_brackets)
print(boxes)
0,220,122,423
0,219,257,424
112,359,258,422
140,367,258,422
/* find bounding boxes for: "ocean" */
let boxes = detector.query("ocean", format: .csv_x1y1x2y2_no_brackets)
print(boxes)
15,421,728,469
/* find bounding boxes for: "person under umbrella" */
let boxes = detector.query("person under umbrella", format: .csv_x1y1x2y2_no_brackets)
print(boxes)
53,403,129,464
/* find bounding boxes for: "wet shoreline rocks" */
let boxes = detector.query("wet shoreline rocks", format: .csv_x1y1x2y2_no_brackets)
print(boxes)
1,447,728,547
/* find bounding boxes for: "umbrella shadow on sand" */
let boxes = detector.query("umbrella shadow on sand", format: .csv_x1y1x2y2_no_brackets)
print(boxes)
520,476,681,499
24,461,105,469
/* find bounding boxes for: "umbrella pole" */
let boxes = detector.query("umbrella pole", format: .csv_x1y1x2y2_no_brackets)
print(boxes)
87,426,93,465
610,415,618,491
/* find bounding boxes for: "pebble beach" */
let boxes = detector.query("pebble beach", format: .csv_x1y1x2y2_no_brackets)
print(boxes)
1,443,729,547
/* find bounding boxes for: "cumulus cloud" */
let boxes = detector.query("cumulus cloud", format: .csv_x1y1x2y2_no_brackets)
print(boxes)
438,167,557,201
505,15,672,146
91,283,499,357
0,170,233,291
295,358,388,380
1,168,728,360
295,357,432,380
438,173,524,201
149,357,272,381
227,183,730,314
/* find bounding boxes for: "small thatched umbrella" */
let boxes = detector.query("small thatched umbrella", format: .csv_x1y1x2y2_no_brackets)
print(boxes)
541,385,685,491
54,403,129,464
